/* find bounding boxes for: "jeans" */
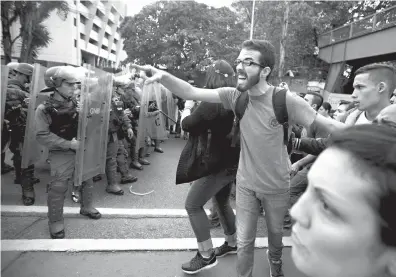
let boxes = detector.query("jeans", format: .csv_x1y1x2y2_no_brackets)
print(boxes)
185,169,237,252
236,185,289,277
290,168,308,207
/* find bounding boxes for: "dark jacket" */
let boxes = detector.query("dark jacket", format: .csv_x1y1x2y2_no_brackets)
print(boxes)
175,102,240,184
294,136,329,156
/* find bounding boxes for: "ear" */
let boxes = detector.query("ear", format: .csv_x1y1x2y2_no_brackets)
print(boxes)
260,67,271,79
378,82,387,95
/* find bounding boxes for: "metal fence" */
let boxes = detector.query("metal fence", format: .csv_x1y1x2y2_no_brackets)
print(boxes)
318,5,396,47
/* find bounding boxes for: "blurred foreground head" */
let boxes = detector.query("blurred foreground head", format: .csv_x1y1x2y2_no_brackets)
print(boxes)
291,124,396,277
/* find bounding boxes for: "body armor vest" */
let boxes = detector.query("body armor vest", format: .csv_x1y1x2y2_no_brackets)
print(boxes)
46,99,79,141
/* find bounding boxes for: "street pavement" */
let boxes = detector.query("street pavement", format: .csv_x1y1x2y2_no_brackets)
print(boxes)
1,135,304,277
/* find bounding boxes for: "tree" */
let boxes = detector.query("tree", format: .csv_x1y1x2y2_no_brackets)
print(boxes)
278,0,290,78
120,1,247,76
1,1,69,64
1,1,21,64
232,0,393,82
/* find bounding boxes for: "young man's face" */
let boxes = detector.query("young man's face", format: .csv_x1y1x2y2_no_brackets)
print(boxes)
334,103,349,122
352,72,381,111
235,48,264,92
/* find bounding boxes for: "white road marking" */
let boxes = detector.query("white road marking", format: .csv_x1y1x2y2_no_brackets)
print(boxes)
1,237,293,252
1,205,239,218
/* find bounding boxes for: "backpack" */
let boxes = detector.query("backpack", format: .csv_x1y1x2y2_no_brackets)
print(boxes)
230,87,292,154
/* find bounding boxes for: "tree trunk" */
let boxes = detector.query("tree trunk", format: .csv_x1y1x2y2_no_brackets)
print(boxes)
1,3,15,64
19,4,36,63
278,0,290,79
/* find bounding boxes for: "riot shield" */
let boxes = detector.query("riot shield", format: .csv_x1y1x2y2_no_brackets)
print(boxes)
165,88,177,126
21,64,50,169
1,66,9,131
136,82,168,150
74,65,112,186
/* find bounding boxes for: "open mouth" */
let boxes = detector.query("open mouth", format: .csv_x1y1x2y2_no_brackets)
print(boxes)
238,75,247,81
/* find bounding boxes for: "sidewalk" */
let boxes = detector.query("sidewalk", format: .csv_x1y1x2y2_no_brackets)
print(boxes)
1,249,307,277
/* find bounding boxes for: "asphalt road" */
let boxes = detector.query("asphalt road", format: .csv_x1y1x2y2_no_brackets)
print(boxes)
1,249,307,277
2,137,196,209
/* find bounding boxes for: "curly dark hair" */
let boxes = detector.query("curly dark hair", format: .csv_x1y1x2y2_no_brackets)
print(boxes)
329,124,396,247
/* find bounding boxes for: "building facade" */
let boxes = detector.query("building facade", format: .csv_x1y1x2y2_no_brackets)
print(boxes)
1,0,127,68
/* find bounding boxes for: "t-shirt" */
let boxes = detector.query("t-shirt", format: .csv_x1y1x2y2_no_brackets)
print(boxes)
355,111,372,125
217,87,316,194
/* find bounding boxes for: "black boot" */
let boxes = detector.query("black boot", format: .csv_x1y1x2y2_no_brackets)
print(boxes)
80,179,101,219
21,167,35,206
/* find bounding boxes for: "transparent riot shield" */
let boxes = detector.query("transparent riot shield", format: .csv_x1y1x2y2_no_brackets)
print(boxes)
74,65,112,186
136,82,168,151
1,66,9,129
1,66,9,152
165,88,177,126
21,64,50,169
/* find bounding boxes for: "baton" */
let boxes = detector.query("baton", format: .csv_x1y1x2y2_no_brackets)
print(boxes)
158,110,177,124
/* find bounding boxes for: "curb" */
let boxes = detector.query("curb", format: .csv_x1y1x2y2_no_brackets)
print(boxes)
1,237,293,252
1,205,235,219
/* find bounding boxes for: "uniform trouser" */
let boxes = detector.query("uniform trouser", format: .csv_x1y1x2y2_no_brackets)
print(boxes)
236,185,289,277
125,135,139,162
48,150,95,233
8,134,35,197
106,134,121,186
116,139,129,177
185,170,237,252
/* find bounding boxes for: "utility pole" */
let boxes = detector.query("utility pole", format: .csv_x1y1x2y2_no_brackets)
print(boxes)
250,0,255,39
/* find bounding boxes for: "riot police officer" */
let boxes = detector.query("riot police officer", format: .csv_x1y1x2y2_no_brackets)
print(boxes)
118,81,144,170
2,62,19,175
4,63,40,205
35,66,101,239
106,83,138,194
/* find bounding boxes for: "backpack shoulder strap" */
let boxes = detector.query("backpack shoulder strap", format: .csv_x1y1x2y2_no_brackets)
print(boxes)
234,90,249,120
230,90,249,147
272,87,289,146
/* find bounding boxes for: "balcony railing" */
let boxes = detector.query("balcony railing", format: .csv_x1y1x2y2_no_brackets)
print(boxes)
318,5,396,47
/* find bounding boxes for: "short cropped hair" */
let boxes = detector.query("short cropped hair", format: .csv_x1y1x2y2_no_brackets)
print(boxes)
304,91,324,110
322,102,332,112
355,63,396,97
241,40,276,79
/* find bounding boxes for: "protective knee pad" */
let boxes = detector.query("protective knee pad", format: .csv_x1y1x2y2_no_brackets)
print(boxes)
48,180,68,195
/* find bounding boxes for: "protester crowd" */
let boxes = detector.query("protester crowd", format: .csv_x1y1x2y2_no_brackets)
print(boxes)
2,38,396,277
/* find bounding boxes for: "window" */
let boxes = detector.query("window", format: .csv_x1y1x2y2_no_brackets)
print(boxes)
80,14,87,24
89,38,98,46
74,39,77,47
74,18,77,26
92,24,100,33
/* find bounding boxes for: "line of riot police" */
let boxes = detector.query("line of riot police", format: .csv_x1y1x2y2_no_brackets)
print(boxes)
1,63,177,239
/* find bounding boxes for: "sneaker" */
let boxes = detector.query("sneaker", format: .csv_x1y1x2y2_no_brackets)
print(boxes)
181,251,218,274
209,217,220,228
266,250,284,277
214,242,237,258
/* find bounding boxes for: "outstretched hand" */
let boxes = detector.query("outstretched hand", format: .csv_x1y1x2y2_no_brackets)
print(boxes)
130,64,163,85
